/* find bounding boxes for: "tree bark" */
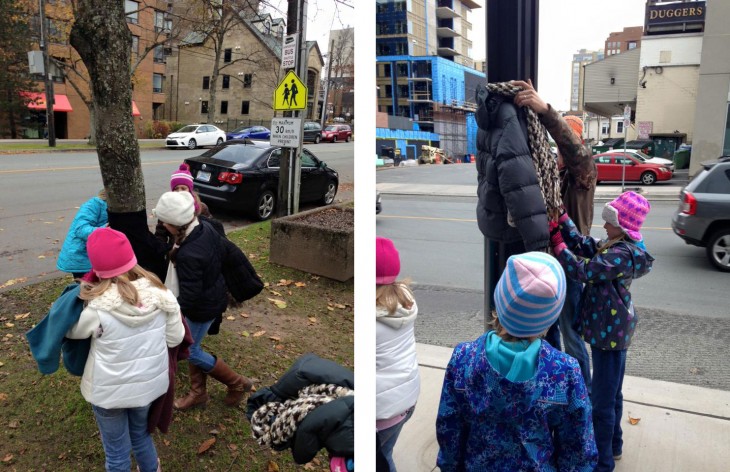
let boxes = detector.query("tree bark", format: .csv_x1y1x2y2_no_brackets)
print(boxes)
70,0,145,213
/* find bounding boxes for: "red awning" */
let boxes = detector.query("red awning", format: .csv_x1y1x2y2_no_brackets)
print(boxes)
22,92,73,112
132,100,141,116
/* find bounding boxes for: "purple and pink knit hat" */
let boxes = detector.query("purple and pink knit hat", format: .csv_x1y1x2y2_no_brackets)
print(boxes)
602,191,651,241
170,163,194,192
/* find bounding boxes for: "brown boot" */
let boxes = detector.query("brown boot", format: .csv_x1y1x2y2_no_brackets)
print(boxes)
208,358,253,406
174,364,209,410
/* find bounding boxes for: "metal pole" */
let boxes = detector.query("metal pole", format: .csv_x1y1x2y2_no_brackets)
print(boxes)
320,39,335,129
621,119,628,192
292,0,308,214
39,0,56,147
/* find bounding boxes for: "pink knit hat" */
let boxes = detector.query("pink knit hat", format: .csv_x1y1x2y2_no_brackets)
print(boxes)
170,163,194,192
376,237,400,285
602,191,651,241
87,228,138,279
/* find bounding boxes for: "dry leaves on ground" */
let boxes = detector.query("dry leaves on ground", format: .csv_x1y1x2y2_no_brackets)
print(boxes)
628,416,641,425
197,437,216,454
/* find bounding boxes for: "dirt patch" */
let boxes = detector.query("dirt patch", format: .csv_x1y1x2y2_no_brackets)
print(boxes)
290,207,354,231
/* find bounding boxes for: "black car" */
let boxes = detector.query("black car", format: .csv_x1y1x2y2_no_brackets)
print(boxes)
184,141,338,220
303,121,322,144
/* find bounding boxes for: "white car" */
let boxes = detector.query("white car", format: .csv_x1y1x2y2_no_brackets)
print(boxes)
165,124,227,150
605,149,675,174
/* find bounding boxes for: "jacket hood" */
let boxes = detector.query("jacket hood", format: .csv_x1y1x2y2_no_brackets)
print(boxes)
627,243,654,279
376,298,418,329
475,84,507,131
86,278,179,328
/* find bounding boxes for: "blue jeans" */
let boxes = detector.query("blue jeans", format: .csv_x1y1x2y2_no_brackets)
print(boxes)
377,406,415,472
185,317,216,372
591,348,627,472
544,279,592,395
92,404,158,472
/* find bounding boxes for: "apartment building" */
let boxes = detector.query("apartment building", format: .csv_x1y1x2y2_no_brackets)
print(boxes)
605,26,643,57
570,49,604,113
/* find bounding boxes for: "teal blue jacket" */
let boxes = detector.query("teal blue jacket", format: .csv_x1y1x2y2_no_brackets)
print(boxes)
56,197,108,273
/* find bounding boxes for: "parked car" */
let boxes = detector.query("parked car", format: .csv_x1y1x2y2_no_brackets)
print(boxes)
166,124,226,150
593,151,673,185
376,192,382,214
321,124,352,143
671,156,730,272
226,125,270,141
603,149,675,174
184,140,338,221
303,121,322,143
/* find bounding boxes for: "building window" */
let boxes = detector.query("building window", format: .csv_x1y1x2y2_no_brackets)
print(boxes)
398,85,409,97
154,45,165,63
153,73,163,93
628,41,637,50
241,100,250,115
224,48,232,63
220,100,228,114
383,64,391,76
377,3,387,13
384,85,392,98
601,123,609,134
617,121,624,134
394,1,406,11
154,10,165,32
202,76,210,89
396,63,408,77
131,35,139,56
395,43,407,55
222,75,230,89
243,73,252,88
377,23,388,34
125,0,139,24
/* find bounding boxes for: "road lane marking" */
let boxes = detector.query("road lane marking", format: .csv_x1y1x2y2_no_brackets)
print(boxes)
0,160,182,175
380,215,672,230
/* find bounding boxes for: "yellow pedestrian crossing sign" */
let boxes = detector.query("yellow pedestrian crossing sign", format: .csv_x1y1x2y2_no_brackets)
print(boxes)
273,71,308,111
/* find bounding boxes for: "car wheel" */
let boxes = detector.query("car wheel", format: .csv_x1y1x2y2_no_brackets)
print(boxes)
216,138,224,146
640,171,656,185
314,135,320,144
187,139,197,150
706,229,730,272
345,135,350,142
321,181,337,205
332,136,337,143
255,190,276,221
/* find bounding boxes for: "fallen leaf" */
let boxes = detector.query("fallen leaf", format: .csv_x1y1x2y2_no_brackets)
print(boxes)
269,290,282,297
8,420,18,428
334,303,346,309
0,362,4,367
253,330,266,337
628,416,641,425
312,458,321,466
0,277,27,289
240,313,249,318
58,452,66,459
197,437,216,454
2,454,13,463
37,255,46,259
277,279,292,286
163,439,171,446
269,336,281,342
209,428,219,435
303,463,315,470
5,323,14,328
228,443,238,452
14,313,30,320
308,317,317,323
294,282,306,288
0,393,8,402
267,298,287,309
267,460,280,472
241,331,250,337
327,306,335,311
275,344,284,350
226,316,235,321
264,282,270,288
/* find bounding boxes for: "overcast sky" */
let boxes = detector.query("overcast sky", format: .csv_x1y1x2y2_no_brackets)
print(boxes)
469,0,648,111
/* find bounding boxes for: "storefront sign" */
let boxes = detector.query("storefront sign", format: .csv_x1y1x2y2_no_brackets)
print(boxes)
637,121,654,140
647,1,705,25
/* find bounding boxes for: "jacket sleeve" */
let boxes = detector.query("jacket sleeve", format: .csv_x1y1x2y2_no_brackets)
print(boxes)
66,307,100,339
495,113,550,251
291,396,354,464
74,198,107,241
558,215,599,257
540,105,596,191
557,242,634,284
553,360,598,471
160,289,185,347
175,252,206,315
436,345,469,472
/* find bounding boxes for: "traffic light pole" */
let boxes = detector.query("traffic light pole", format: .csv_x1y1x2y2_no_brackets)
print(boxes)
39,0,56,147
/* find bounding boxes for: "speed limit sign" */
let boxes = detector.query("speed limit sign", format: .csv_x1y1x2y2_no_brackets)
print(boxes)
270,118,301,148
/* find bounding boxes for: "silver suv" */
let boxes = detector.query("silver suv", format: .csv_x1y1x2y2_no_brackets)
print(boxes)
671,156,730,271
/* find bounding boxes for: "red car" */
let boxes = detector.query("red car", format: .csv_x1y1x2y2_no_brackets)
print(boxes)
594,152,673,185
321,124,352,143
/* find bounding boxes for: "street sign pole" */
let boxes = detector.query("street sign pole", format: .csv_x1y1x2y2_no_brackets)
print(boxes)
292,0,308,214
621,105,631,192
39,0,56,147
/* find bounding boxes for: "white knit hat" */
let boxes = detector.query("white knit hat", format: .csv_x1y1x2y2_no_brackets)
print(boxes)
153,191,195,226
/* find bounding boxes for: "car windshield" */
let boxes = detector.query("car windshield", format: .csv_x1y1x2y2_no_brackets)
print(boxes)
633,150,652,161
231,127,252,134
176,126,198,134
200,144,269,167
324,126,337,131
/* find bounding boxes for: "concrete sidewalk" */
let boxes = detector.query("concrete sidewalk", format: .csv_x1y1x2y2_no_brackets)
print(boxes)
393,343,730,472
376,182,682,202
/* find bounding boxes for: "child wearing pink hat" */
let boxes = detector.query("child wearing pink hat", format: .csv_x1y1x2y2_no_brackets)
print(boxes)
549,191,655,472
375,237,420,472
65,228,185,472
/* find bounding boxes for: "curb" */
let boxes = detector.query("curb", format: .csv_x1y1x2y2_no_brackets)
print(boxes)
377,190,680,202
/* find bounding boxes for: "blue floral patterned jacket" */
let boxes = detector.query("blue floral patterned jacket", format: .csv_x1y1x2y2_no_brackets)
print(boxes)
556,216,654,351
436,332,597,472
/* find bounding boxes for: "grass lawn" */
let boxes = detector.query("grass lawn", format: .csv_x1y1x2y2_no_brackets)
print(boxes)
0,221,354,471
0,142,163,153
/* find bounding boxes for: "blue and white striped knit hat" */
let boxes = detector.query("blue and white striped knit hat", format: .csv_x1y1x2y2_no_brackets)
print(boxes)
495,252,566,338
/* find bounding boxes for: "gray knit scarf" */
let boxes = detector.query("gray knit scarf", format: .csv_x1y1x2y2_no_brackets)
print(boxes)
486,82,563,218
250,384,353,449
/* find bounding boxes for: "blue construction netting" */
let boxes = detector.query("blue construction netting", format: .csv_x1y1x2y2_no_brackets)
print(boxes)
466,113,478,156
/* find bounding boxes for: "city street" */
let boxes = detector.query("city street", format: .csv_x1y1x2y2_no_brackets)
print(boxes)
377,167,730,391
0,142,353,287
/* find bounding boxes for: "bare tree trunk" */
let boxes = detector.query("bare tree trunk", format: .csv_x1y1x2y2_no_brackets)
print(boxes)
207,45,222,124
70,0,145,213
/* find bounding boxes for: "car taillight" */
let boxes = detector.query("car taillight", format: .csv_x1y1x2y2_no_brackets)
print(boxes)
681,191,697,215
218,172,243,185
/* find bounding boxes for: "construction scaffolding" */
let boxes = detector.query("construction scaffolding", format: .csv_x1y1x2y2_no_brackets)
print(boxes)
432,98,477,159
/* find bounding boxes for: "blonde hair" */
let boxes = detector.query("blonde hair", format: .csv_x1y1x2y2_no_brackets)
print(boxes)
376,280,414,315
488,310,543,342
98,188,108,201
80,265,166,305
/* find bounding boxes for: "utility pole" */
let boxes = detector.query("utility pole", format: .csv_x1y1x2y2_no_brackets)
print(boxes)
38,0,56,147
320,38,335,129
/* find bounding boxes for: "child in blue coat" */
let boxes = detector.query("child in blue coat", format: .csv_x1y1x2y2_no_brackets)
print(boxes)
550,191,654,472
57,190,108,278
436,252,597,472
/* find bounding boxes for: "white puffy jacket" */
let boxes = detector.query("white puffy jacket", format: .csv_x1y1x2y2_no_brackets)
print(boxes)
376,296,420,421
66,278,185,409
